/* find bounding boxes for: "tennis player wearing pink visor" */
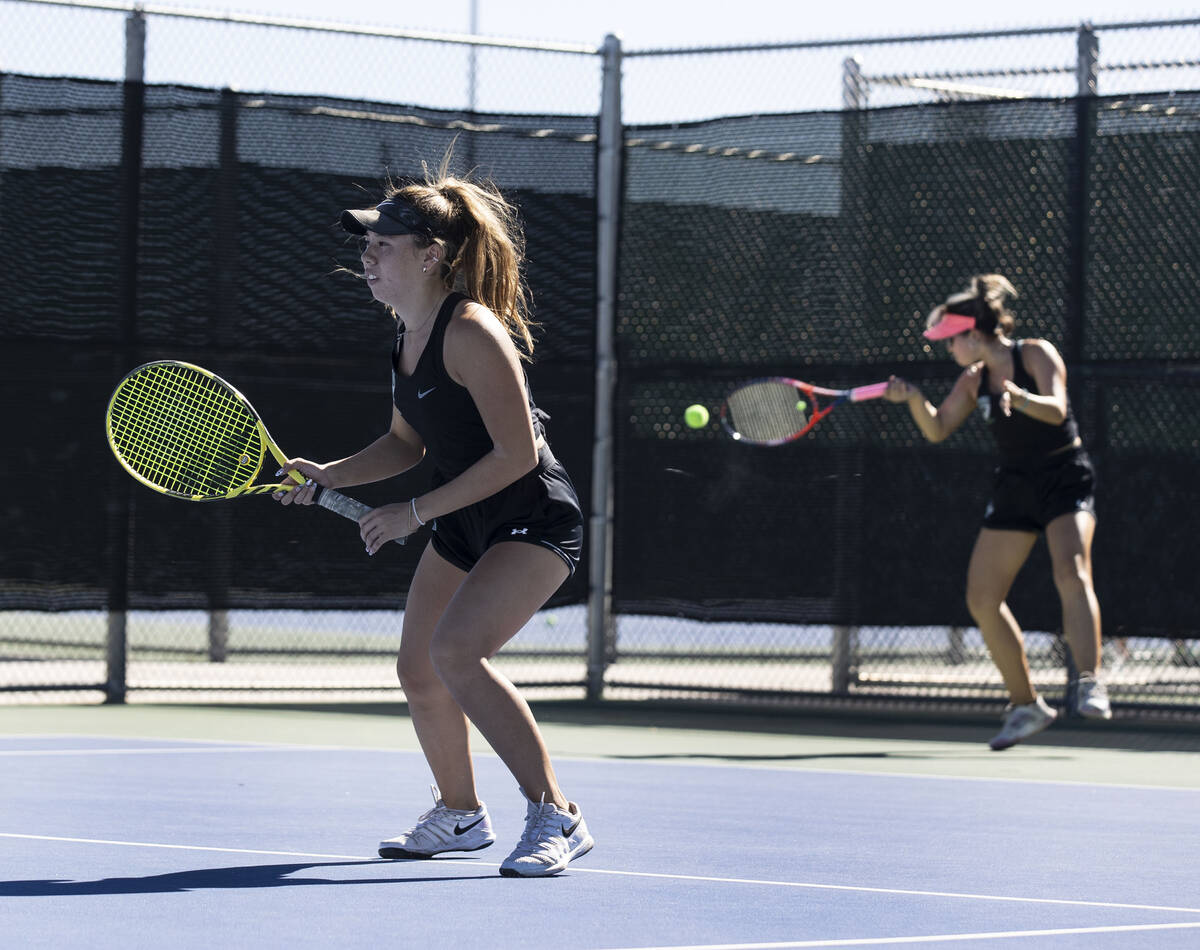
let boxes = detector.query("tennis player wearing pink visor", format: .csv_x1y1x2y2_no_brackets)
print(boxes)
883,274,1110,750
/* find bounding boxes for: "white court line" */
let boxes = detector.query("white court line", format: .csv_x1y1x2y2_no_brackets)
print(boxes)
0,833,367,861
565,866,1200,916
558,755,1200,794
3,833,1200,917
600,921,1200,949
4,734,1199,792
0,746,307,756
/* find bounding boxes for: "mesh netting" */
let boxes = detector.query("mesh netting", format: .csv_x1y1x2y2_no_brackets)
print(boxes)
3,71,1197,712
613,93,1199,711
1,77,596,613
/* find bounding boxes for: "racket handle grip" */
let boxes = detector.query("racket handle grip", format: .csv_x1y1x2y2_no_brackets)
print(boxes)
311,485,407,546
849,381,889,402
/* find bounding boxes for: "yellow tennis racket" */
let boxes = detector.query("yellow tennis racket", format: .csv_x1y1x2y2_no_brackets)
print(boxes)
105,360,403,543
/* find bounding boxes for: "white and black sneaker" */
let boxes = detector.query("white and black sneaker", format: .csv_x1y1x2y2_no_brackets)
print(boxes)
1076,673,1113,720
989,695,1057,751
499,789,593,878
378,785,495,859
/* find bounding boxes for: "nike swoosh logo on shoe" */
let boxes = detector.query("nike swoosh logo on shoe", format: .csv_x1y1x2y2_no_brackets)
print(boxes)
455,817,486,835
560,816,581,837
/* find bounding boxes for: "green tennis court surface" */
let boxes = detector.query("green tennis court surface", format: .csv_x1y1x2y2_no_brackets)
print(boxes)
4,701,1200,786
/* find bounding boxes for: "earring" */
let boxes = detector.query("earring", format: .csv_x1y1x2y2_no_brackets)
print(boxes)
422,265,428,273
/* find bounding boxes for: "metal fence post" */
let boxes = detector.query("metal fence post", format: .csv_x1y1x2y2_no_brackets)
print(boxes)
842,56,867,110
1067,21,1098,368
106,7,147,704
831,626,857,694
830,57,868,698
204,86,240,665
1076,21,1099,97
1059,22,1099,718
586,34,622,702
124,5,146,83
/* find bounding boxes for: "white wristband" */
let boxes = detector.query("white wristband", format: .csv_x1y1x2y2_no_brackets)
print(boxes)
410,496,429,527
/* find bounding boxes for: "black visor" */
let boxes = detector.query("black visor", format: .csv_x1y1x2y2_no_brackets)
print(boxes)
340,198,435,238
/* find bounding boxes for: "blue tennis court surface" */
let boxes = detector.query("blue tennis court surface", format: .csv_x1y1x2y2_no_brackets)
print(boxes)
3,714,1200,949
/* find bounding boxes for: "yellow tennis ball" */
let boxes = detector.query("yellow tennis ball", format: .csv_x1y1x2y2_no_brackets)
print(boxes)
796,400,808,413
684,404,709,428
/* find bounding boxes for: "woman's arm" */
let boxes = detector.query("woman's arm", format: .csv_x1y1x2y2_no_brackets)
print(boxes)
319,406,426,490
1000,338,1068,425
273,405,424,508
354,303,542,553
884,364,981,443
409,302,541,523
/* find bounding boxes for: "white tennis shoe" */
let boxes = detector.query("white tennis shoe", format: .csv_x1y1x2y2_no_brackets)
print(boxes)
499,789,594,878
378,785,495,859
1075,673,1113,720
989,695,1057,750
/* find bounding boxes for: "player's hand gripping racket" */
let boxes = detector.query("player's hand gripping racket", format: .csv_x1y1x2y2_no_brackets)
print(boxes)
720,377,889,446
105,360,404,544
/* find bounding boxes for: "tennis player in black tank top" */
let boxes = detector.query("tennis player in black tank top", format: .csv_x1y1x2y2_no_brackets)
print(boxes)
272,162,591,877
883,274,1110,751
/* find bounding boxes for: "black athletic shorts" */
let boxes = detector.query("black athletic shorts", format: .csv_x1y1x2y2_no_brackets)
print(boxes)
982,448,1096,533
429,446,583,575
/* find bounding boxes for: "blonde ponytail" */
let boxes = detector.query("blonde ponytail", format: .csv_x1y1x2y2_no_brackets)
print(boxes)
384,156,538,360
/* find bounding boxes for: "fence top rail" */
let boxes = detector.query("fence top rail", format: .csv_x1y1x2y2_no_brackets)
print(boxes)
0,0,602,54
624,17,1200,57
7,1,1200,60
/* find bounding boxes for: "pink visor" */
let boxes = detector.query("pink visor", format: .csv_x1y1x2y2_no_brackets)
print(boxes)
923,312,975,340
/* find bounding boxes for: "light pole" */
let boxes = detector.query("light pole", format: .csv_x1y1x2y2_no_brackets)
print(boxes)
468,0,478,113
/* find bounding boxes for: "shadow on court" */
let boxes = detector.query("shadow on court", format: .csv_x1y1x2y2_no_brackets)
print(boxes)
0,860,498,896
522,702,1200,753
215,699,1200,752
609,749,1075,763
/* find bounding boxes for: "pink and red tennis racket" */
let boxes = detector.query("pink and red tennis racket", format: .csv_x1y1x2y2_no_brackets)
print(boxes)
719,377,889,446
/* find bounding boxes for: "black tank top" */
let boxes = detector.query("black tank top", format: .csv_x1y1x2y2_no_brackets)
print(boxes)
977,340,1080,466
391,292,547,479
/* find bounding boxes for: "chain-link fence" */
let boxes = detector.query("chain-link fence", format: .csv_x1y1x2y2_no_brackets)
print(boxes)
2,0,1197,721
4,3,1200,116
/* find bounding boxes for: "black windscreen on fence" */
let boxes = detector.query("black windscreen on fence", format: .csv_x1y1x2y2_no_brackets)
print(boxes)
614,94,1199,636
3,74,1197,672
0,75,597,612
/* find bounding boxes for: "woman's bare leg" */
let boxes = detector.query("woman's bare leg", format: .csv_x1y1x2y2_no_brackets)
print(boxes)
395,545,479,810
1045,510,1102,675
428,542,571,810
966,527,1039,704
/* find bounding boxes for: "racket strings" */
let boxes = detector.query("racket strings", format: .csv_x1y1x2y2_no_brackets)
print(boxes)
725,382,811,443
108,364,262,496
113,373,256,494
111,374,233,491
126,369,257,490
